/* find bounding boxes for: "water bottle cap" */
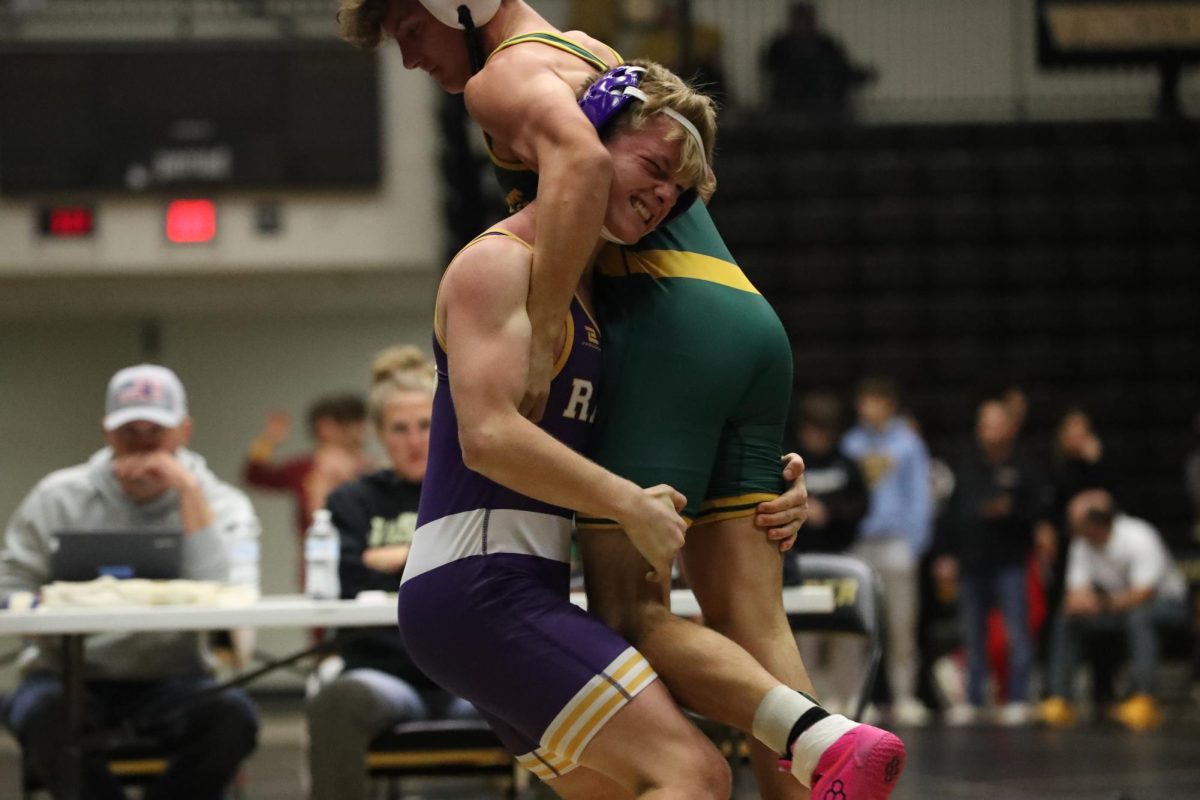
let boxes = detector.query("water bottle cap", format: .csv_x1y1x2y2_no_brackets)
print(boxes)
313,509,331,523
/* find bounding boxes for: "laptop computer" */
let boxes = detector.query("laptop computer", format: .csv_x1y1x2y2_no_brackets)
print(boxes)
50,530,183,582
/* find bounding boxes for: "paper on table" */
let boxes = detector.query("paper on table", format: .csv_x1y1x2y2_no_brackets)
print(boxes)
40,576,257,609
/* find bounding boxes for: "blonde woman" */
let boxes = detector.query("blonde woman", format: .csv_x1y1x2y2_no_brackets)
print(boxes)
306,346,476,800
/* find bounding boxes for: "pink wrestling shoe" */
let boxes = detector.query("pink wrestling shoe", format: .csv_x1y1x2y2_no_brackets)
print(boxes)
805,724,906,800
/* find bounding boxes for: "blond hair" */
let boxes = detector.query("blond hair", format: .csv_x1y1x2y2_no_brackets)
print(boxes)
369,344,436,424
591,60,718,198
337,0,390,49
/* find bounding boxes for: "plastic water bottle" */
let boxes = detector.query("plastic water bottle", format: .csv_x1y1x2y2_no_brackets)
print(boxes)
304,509,340,600
227,521,262,598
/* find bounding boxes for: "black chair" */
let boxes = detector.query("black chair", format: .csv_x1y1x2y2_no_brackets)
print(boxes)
366,718,518,799
20,734,171,799
784,553,886,720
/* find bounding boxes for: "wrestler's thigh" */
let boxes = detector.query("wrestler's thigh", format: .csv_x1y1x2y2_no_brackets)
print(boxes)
682,515,787,633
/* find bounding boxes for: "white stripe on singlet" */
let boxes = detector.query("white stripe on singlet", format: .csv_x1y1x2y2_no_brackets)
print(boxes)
401,508,574,585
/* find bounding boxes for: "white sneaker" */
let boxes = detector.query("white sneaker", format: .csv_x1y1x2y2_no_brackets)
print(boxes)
944,703,982,726
860,703,889,726
932,655,968,707
997,702,1034,727
892,697,931,727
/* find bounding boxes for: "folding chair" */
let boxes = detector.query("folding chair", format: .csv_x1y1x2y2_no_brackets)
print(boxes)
19,734,170,799
366,718,519,799
785,553,886,720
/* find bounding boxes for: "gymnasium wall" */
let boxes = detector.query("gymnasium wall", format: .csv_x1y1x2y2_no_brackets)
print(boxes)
689,0,1200,120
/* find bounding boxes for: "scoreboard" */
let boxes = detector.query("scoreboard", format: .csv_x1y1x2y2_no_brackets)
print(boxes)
0,43,381,195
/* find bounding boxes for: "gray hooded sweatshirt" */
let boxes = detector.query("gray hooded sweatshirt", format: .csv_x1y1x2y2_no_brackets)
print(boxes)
0,448,260,680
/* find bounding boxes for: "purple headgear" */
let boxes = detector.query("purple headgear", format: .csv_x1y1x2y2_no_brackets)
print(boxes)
578,65,648,130
578,65,704,225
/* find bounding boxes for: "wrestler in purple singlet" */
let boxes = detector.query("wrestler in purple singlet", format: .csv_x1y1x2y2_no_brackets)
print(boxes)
398,231,656,781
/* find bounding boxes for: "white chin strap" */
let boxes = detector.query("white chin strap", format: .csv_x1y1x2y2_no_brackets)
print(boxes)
600,225,633,245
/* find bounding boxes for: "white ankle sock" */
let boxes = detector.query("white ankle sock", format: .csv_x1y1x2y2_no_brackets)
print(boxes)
751,685,820,754
791,714,859,787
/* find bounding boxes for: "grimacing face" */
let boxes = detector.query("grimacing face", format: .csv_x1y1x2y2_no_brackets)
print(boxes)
379,390,434,482
382,0,474,93
603,116,692,244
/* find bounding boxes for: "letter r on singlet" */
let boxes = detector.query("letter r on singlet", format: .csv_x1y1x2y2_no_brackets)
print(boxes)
564,379,596,422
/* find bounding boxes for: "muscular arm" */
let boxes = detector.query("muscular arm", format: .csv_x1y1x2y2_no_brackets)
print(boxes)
441,239,686,581
466,60,612,421
442,241,635,519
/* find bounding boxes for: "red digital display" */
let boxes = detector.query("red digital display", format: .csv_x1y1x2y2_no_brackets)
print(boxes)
166,199,217,244
38,206,95,238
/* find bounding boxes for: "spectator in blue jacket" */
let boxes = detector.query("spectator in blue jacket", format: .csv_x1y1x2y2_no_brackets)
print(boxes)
841,377,933,725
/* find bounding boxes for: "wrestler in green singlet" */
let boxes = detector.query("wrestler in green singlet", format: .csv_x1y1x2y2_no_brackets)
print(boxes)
487,32,792,526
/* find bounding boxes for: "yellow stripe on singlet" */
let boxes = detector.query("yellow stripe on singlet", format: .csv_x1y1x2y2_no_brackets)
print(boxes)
698,492,780,512
544,652,642,754
485,31,621,72
482,32,623,170
596,247,762,295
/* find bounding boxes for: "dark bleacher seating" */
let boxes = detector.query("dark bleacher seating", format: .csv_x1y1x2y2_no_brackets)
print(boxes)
1070,193,1143,242
1000,245,1073,288
787,247,857,292
776,295,861,340
1074,290,1141,333
929,245,999,289
924,149,991,195
785,201,858,246
708,116,1200,539
782,154,858,197
861,295,925,336
929,341,986,382
929,194,996,243
1063,146,1136,193
927,291,993,337
1076,338,1147,379
857,150,922,196
994,147,1068,194
857,198,929,245
858,246,928,290
793,345,860,386
1072,244,1141,287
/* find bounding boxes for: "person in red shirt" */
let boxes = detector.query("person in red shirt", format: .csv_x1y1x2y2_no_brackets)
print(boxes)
244,394,371,585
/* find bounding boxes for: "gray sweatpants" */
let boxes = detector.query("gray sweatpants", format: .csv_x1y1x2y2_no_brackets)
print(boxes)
306,668,477,800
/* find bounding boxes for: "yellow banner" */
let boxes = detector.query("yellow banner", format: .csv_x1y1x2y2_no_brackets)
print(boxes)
1045,2,1200,50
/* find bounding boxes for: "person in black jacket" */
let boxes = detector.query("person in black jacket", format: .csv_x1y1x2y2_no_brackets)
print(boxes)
785,392,869,715
306,346,476,800
934,397,1051,726
761,2,876,119
788,392,869,560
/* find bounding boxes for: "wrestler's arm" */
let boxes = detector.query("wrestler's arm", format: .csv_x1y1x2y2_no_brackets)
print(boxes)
441,241,685,579
465,59,612,422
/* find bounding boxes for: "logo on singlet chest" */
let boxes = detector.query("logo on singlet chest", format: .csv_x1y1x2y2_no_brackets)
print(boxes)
563,378,597,423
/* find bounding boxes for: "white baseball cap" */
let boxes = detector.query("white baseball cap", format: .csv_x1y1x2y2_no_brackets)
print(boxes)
103,364,188,432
